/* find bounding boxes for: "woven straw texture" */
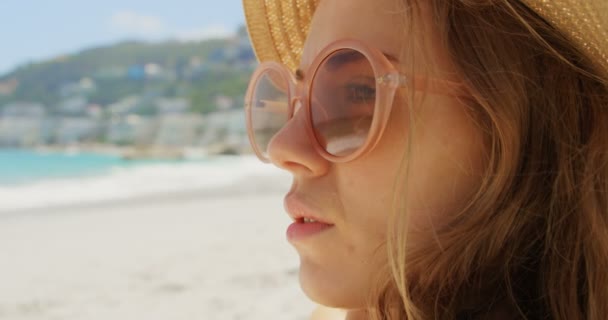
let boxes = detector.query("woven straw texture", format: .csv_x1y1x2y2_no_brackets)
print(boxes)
243,0,319,72
522,0,608,75
243,0,608,75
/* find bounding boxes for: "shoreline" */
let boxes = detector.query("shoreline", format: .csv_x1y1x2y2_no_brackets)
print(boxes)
28,143,256,160
0,172,292,217
0,154,290,213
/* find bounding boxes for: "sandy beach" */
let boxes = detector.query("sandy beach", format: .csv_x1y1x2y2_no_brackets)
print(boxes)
0,168,316,320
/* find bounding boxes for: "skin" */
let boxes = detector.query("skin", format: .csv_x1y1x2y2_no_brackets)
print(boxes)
265,0,487,318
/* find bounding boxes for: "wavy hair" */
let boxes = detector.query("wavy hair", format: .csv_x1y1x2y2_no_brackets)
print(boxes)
368,1,608,319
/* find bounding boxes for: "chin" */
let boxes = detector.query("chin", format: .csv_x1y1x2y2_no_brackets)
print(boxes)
298,257,368,309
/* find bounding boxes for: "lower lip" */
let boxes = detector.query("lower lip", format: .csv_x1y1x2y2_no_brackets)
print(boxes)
286,221,333,242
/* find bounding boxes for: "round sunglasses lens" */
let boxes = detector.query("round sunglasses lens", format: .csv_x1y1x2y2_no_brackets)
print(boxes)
310,49,376,157
250,69,289,157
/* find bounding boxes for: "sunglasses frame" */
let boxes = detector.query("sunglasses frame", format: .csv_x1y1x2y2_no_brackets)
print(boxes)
245,39,469,164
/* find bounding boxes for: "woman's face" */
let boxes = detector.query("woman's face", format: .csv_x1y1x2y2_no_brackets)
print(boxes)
266,0,487,309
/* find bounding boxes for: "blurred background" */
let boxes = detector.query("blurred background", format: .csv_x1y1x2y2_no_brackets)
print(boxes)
0,1,312,319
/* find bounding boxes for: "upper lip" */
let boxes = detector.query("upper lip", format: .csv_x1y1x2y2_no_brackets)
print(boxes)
284,193,333,225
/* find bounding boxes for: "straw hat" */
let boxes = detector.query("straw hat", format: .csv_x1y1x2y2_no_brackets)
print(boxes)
242,0,608,76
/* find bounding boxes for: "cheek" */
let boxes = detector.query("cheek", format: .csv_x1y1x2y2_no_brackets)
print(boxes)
404,98,487,237
343,92,486,243
336,137,407,232
331,119,409,254
336,172,392,246
333,99,411,244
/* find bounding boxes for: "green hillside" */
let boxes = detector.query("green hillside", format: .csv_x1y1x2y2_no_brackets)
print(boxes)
0,27,255,114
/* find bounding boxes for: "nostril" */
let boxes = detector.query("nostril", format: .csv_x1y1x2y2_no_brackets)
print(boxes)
281,161,315,176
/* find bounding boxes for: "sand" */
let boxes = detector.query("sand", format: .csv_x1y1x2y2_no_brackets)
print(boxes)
0,174,315,320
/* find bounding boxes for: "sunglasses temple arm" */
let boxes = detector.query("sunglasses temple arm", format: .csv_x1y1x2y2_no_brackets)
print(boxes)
382,73,470,97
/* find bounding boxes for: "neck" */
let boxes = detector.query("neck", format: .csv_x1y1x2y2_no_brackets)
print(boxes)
345,309,368,320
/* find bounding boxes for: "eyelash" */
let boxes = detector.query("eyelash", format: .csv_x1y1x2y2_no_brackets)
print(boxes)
345,83,376,103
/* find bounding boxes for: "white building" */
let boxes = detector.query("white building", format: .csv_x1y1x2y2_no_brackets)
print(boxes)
57,96,88,115
107,95,141,116
2,102,46,118
106,115,158,145
155,113,204,146
155,97,190,114
54,117,102,145
59,77,96,98
199,109,248,152
0,102,48,146
0,118,47,146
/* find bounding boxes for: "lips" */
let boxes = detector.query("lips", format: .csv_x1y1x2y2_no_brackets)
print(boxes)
284,194,333,225
284,194,334,242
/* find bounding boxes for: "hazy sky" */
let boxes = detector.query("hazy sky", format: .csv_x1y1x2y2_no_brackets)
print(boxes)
0,0,246,76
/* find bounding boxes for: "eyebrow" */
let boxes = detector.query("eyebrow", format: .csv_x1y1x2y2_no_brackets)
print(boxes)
295,50,399,80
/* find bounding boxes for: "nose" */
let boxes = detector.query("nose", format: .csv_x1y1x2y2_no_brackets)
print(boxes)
266,98,330,177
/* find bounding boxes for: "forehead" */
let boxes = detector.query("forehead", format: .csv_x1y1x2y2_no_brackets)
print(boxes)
300,0,405,68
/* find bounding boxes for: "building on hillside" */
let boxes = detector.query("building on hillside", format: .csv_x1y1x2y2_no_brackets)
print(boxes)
54,117,102,145
127,65,146,80
59,77,96,98
106,115,158,146
155,113,204,147
198,109,248,153
57,96,89,116
107,95,141,116
0,118,47,147
214,95,235,111
0,102,49,146
155,97,190,115
1,102,46,118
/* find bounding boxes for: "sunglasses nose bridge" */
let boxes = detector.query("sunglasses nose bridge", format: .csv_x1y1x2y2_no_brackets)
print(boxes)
290,76,312,112
290,96,305,116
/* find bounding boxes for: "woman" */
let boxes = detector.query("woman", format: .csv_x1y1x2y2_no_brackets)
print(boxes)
243,0,608,319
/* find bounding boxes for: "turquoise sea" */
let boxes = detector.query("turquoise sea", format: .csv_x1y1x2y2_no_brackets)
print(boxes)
0,149,279,212
0,149,174,185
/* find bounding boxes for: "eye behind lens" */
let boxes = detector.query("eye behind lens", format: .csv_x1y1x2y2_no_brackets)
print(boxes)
311,48,376,157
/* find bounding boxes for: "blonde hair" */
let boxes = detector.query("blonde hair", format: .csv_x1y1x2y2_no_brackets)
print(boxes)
369,0,608,319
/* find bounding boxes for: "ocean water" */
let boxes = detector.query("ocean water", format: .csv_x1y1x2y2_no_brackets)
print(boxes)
0,149,285,212
0,149,140,185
